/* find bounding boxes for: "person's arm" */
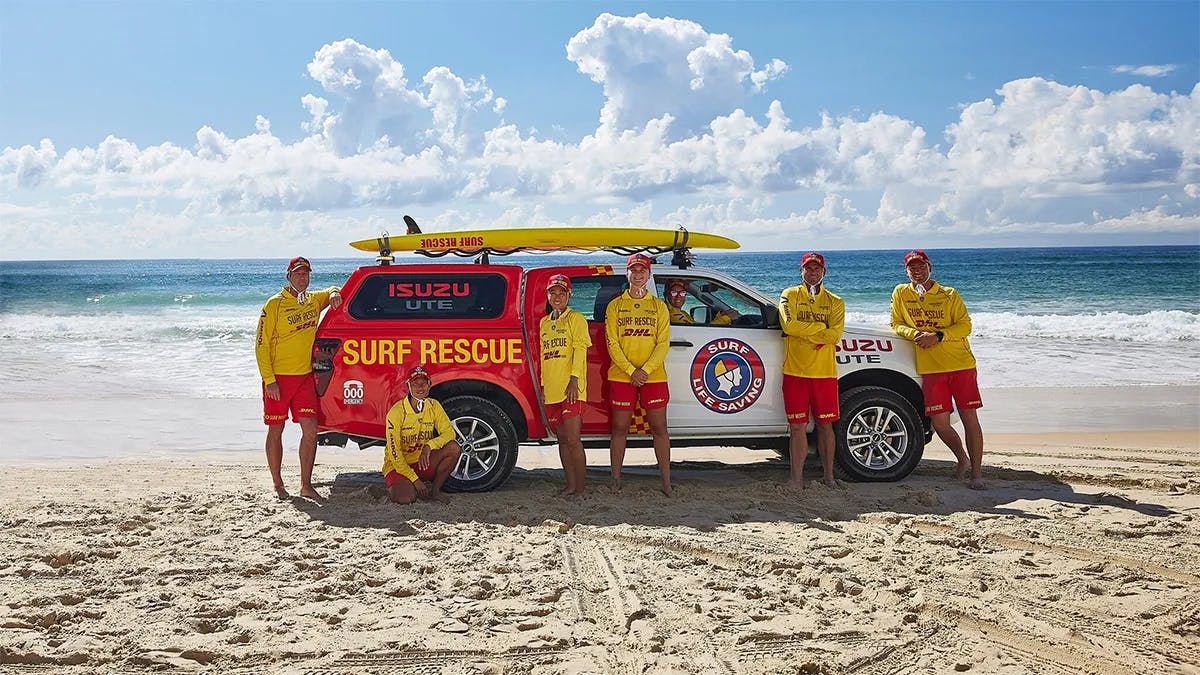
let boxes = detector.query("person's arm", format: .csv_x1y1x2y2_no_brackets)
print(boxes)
605,296,636,377
890,286,920,340
808,297,845,345
941,290,973,339
384,405,419,482
641,300,672,376
310,286,343,311
568,312,591,382
426,402,457,451
255,298,278,385
779,289,829,338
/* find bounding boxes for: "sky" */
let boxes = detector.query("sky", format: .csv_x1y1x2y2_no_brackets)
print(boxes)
1,1,1197,260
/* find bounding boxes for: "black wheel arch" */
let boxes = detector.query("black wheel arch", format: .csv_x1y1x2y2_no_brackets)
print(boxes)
838,368,929,440
432,379,529,442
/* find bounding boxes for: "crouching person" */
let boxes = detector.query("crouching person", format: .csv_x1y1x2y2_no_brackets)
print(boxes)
383,365,462,504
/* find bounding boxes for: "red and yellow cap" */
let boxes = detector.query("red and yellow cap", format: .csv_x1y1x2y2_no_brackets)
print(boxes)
406,364,432,382
626,253,652,270
903,250,931,266
546,274,571,292
800,252,825,268
287,256,312,274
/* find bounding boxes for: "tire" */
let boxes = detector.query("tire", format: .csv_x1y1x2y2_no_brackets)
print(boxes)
441,395,519,493
833,385,924,482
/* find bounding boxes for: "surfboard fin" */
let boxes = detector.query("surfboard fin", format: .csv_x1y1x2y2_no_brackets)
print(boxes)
403,215,422,235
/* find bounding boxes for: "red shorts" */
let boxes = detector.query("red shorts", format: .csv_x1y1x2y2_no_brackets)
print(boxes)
384,464,435,487
546,399,583,427
782,375,839,424
922,368,983,415
610,381,670,411
263,374,319,425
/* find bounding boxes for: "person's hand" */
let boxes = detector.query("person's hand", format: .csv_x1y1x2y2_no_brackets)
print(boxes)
565,377,580,404
417,445,432,471
631,368,649,387
265,383,281,400
915,332,939,349
720,309,740,320
329,290,343,309
412,479,430,497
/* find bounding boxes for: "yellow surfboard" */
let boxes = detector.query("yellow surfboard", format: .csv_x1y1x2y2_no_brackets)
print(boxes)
349,226,739,255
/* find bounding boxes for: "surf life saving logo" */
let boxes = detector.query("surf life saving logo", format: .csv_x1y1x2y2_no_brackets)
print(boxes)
690,339,766,414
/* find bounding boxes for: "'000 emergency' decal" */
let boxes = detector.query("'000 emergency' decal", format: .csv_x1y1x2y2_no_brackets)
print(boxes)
690,338,766,413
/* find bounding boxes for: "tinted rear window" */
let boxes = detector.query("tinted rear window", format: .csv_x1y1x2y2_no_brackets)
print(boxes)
349,273,508,320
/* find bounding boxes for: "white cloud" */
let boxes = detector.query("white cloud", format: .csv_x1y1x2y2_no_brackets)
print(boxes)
0,18,1198,259
1113,64,1179,77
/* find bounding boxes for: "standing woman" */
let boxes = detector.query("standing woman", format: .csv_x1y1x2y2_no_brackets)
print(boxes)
539,274,592,497
605,254,673,495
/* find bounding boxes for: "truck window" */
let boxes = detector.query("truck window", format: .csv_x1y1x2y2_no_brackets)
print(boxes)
348,273,509,320
657,277,773,328
562,275,627,322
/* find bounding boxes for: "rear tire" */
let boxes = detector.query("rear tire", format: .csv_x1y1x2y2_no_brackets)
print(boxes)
833,385,924,481
441,395,519,492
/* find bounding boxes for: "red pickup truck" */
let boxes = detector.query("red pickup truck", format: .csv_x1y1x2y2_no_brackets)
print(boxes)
313,255,930,491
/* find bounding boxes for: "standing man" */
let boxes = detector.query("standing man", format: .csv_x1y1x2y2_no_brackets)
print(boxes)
256,256,342,499
605,253,673,495
778,252,845,489
890,250,985,489
383,365,464,504
539,274,592,497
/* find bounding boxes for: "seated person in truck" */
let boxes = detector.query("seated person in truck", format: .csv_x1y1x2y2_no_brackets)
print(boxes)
382,365,463,504
665,279,738,325
540,274,592,497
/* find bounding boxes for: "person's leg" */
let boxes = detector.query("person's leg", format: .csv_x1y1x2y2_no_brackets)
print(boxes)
609,409,633,491
815,421,836,486
297,417,321,499
560,415,585,495
645,407,672,496
388,478,417,504
929,412,969,478
958,408,985,488
786,423,807,488
429,441,463,501
265,424,287,497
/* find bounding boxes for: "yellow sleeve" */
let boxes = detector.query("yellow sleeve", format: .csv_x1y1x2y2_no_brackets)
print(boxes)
568,312,591,380
384,403,418,482
605,296,635,377
890,286,920,340
311,286,341,311
779,288,827,338
712,313,732,326
255,297,279,385
807,295,844,345
427,401,457,451
641,299,671,376
942,291,973,339
669,306,693,324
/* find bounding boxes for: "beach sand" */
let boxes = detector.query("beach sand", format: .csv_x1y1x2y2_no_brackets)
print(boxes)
1,386,1198,674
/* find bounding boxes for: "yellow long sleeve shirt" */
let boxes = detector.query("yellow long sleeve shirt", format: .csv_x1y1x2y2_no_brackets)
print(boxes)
383,397,456,482
668,305,732,326
779,284,845,379
539,308,591,405
890,281,977,375
255,286,337,385
604,291,670,383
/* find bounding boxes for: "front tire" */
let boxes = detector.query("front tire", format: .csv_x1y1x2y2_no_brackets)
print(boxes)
833,385,924,481
441,395,519,492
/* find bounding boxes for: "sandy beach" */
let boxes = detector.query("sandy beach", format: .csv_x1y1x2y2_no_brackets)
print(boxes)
2,386,1198,674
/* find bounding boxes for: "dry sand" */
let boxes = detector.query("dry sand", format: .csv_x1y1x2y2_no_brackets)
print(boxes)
1,391,1199,673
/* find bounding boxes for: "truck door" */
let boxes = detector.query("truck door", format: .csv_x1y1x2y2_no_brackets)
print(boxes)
655,273,788,438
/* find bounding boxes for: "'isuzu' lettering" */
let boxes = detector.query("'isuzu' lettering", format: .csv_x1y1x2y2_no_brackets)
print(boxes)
388,282,471,298
341,338,523,366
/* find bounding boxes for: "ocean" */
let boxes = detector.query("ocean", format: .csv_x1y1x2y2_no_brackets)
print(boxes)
1,246,1198,405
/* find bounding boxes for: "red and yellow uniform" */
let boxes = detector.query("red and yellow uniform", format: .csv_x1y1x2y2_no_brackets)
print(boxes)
890,281,976,375
604,291,670,383
668,306,732,326
383,397,456,483
255,286,339,384
779,284,845,379
539,307,591,404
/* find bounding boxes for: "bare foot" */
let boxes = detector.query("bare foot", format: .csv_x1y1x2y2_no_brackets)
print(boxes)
954,462,970,480
273,484,290,500
784,479,805,491
823,477,837,488
556,487,575,498
968,477,985,490
299,487,325,501
609,478,622,493
660,484,673,497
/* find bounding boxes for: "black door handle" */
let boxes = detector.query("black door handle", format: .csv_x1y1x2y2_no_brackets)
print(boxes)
670,340,693,347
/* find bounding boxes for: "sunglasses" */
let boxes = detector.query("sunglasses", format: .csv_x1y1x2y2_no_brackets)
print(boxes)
668,289,687,297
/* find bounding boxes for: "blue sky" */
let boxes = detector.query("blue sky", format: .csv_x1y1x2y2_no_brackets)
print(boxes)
1,1,1197,259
